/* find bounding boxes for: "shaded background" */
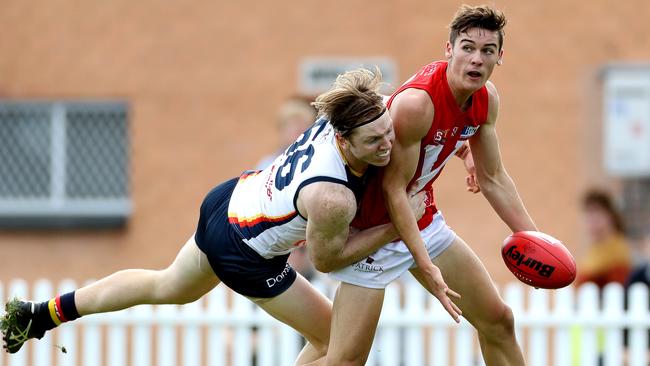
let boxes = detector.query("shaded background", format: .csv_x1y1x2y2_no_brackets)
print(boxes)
0,0,648,285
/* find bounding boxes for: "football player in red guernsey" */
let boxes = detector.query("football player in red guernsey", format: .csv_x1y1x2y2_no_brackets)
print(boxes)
320,5,537,366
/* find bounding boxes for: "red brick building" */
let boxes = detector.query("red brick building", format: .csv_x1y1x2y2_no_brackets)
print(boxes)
0,0,648,286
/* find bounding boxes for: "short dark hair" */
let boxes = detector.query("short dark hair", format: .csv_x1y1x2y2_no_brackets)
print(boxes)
449,5,507,50
311,67,384,137
583,189,626,234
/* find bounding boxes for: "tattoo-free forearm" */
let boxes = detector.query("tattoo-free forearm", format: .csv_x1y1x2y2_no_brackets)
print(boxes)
385,189,432,268
318,223,399,272
480,171,536,232
340,223,400,265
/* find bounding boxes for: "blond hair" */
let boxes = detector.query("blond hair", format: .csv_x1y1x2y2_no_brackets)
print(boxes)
312,67,385,136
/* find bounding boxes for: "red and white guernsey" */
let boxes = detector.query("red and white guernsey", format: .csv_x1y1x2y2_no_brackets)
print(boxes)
353,60,489,230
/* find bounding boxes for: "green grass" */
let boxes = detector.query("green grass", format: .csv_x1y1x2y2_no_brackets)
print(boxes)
1,298,28,353
0,298,22,335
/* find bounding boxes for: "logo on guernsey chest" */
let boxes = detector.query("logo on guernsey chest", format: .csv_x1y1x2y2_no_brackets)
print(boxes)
433,129,450,144
460,125,479,139
433,125,480,144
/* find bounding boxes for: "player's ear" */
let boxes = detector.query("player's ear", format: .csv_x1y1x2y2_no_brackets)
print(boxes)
497,49,504,65
444,41,453,60
335,133,348,149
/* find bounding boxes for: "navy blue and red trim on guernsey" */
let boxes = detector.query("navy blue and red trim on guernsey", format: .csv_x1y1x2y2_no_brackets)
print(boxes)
229,165,373,239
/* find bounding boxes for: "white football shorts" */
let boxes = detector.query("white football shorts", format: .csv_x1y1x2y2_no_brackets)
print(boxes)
329,211,457,289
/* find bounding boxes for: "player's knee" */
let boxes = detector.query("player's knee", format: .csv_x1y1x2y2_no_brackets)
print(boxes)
302,331,330,357
477,303,516,340
308,339,329,358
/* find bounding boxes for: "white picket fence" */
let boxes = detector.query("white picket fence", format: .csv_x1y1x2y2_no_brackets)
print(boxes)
1,279,649,366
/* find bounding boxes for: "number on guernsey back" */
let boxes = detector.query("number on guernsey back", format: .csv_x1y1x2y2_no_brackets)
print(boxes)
274,118,327,190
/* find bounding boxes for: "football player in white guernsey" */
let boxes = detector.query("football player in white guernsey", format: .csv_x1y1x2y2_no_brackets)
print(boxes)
1,68,426,365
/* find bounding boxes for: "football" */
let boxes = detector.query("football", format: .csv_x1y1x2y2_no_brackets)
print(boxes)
501,231,576,289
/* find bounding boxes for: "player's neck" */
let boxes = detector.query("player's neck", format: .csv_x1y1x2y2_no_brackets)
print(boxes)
446,70,476,110
336,140,367,177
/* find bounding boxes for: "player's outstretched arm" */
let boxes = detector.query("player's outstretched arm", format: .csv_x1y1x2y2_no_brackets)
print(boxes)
469,81,537,232
298,182,419,273
382,89,435,270
382,89,461,323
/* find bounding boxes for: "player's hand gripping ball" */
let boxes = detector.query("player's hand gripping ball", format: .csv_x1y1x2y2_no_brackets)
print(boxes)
501,231,576,289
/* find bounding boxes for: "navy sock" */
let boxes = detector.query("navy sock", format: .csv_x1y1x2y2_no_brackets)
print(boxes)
36,291,81,329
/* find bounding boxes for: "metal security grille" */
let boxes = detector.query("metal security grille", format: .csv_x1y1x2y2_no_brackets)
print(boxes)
601,65,650,240
622,178,650,240
0,101,130,228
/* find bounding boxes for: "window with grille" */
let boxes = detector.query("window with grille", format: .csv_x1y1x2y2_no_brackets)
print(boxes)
0,101,130,228
602,64,650,239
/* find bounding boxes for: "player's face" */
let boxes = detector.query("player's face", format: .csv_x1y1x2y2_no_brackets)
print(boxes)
445,27,503,92
346,112,394,167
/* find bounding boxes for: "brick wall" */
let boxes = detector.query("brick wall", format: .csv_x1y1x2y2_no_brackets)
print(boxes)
0,0,648,285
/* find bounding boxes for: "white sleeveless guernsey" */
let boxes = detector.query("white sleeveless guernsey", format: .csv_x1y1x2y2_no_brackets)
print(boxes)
228,117,363,259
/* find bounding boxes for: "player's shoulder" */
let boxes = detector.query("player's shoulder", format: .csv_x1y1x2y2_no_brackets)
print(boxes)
393,88,432,113
484,79,496,93
484,80,500,118
390,88,434,139
301,181,355,208
391,88,433,119
299,181,356,222
300,134,343,170
485,80,499,102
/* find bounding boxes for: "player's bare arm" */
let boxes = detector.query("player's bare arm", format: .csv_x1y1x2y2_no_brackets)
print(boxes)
382,88,462,322
382,89,434,268
298,182,425,273
469,81,536,232
455,143,481,193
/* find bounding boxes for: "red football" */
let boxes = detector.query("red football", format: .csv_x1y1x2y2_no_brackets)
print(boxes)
501,231,576,289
